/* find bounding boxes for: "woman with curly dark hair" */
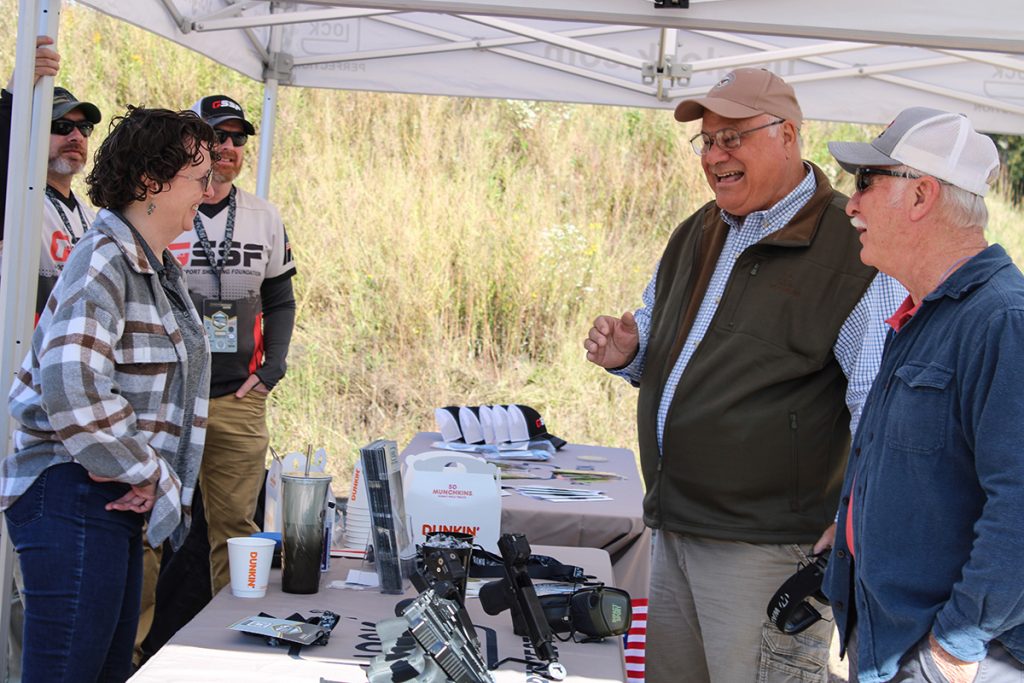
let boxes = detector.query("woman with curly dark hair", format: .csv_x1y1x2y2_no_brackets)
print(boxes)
0,107,217,683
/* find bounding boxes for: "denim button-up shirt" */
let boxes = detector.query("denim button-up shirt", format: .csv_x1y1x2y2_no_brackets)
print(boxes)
824,244,1024,683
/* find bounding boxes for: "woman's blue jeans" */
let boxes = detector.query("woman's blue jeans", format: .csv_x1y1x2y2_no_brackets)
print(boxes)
5,463,145,683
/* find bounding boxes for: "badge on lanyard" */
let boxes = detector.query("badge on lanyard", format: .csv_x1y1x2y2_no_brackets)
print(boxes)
203,299,238,353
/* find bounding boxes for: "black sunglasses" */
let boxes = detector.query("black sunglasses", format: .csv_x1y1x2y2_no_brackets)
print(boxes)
855,167,922,193
51,119,94,138
214,129,248,147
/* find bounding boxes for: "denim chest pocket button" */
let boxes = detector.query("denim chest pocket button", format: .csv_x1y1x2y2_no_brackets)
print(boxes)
885,361,954,453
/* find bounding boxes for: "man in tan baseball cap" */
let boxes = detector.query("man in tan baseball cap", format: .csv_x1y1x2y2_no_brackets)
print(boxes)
584,68,905,682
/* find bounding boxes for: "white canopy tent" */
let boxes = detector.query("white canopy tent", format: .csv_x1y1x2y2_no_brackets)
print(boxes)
1,0,1023,675
80,0,1024,133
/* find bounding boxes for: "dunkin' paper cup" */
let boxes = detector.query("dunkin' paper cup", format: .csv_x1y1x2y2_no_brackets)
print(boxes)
227,536,276,598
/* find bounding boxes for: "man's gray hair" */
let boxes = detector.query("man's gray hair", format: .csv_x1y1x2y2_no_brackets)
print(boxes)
894,165,988,229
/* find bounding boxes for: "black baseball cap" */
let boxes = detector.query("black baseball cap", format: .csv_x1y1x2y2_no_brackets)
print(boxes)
52,87,101,123
507,404,567,450
190,94,256,135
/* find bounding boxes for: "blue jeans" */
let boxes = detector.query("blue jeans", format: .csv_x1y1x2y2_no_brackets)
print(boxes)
5,463,145,683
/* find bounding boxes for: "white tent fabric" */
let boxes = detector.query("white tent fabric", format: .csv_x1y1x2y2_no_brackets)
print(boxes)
79,0,1024,133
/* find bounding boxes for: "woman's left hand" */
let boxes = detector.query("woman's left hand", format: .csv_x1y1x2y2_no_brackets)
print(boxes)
89,474,158,513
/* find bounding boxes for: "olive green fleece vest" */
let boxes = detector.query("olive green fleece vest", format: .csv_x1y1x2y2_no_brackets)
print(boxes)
637,164,877,544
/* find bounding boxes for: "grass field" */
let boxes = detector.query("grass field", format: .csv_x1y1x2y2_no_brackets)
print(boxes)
2,4,1022,491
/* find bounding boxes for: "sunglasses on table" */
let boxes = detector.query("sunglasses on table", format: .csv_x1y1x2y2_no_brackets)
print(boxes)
51,119,94,138
214,129,248,147
854,168,923,193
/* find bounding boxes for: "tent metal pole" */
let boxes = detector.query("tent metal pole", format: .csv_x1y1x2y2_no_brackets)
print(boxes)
255,22,282,200
255,78,278,199
0,2,62,677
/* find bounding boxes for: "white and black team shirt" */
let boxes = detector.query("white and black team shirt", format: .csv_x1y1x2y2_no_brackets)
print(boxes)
174,186,296,398
0,189,95,322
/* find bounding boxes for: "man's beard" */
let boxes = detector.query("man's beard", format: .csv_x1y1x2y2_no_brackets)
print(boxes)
48,155,84,177
213,165,240,185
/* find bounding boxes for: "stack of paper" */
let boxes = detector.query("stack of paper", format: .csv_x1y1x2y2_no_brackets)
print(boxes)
510,486,612,503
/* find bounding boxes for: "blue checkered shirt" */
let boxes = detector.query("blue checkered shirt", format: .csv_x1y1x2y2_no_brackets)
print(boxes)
615,165,906,453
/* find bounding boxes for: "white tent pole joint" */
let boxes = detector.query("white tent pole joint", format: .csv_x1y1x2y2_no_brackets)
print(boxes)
643,28,691,100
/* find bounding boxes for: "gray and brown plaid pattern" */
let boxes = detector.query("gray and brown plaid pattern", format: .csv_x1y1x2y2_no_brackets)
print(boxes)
3,210,210,548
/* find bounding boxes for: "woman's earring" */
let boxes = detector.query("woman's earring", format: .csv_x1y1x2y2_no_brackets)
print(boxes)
146,202,156,216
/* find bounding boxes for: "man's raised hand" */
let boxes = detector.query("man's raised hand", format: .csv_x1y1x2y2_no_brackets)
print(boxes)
584,311,639,369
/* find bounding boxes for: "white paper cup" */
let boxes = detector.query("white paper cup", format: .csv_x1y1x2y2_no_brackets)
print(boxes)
227,537,276,598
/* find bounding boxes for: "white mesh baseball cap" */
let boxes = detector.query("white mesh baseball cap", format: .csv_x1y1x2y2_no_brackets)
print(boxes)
828,107,999,197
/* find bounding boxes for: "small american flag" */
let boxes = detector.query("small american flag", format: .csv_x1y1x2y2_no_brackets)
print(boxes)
624,598,647,681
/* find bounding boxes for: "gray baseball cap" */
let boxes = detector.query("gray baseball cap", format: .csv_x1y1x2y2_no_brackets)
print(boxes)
828,107,999,197
52,87,101,123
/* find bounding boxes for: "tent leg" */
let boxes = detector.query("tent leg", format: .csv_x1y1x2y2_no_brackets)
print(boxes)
255,77,278,200
0,0,63,680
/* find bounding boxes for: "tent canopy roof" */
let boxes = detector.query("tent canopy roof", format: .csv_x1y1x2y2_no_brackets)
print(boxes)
79,1,1024,132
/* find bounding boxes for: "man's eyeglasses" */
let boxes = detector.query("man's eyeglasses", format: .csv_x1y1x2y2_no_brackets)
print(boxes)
51,119,94,138
689,119,784,156
854,168,923,193
214,129,248,147
178,167,215,192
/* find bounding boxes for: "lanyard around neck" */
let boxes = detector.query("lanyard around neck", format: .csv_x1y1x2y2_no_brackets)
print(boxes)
45,186,87,245
191,186,237,299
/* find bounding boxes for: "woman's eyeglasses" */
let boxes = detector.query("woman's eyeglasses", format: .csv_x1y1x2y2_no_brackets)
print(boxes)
214,129,248,147
178,167,215,192
51,119,94,138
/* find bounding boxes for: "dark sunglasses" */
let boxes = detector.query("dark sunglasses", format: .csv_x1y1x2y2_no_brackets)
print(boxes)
854,167,922,193
51,119,94,138
214,129,248,147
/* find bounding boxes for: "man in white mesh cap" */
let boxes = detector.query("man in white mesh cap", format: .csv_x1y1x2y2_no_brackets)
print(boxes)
824,107,1024,683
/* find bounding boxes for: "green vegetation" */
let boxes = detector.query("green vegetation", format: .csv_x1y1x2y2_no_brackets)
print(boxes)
992,135,1024,207
3,6,1022,489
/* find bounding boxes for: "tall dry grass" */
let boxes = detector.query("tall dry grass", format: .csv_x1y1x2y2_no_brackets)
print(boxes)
2,5,1021,489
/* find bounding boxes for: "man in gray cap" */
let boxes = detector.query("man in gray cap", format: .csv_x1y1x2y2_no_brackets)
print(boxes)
824,107,1024,683
0,36,101,320
584,68,904,682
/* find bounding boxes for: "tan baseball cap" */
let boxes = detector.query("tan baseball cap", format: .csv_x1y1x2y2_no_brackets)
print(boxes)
674,68,803,126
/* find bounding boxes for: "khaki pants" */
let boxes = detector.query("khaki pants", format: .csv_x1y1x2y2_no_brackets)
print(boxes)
132,543,161,667
645,530,832,683
850,630,1024,683
200,391,270,595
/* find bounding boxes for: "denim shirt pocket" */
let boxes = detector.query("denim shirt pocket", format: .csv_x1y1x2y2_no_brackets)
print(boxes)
885,361,954,453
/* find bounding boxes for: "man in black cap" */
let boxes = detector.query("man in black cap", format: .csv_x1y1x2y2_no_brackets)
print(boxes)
0,36,101,321
181,94,296,597
136,95,296,665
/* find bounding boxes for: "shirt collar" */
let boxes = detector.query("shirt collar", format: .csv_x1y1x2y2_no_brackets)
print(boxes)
886,295,920,332
926,244,1014,302
721,162,816,236
95,209,166,275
